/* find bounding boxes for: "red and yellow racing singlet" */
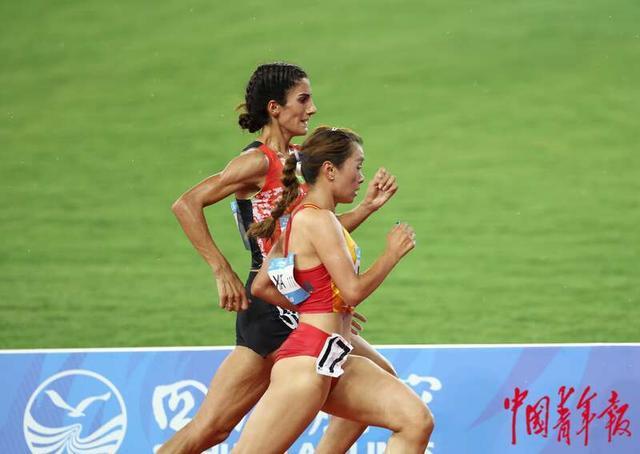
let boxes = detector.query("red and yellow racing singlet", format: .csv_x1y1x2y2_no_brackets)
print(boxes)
283,204,361,314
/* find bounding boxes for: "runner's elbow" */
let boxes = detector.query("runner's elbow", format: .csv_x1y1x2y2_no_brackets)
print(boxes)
251,277,267,300
340,286,365,307
171,194,198,218
171,196,188,215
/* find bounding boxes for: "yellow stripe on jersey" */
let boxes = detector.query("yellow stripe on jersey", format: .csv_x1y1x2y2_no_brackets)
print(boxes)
332,228,360,314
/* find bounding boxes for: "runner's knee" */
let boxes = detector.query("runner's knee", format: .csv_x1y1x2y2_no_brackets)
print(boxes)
190,415,235,447
395,399,434,444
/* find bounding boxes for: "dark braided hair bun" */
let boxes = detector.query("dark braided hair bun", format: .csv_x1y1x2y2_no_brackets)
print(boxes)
238,62,308,133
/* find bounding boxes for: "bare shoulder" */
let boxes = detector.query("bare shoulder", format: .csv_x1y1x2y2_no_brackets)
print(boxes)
234,147,269,171
295,208,342,235
220,148,269,184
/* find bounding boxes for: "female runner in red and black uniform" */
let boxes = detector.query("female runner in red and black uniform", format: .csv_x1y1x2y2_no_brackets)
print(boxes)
160,63,401,453
235,126,434,453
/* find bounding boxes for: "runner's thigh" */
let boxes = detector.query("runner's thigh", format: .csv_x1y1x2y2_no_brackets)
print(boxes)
322,355,426,431
233,356,331,453
350,335,397,376
191,346,272,429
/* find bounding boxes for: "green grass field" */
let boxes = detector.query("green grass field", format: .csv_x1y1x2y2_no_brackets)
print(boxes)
2,0,639,348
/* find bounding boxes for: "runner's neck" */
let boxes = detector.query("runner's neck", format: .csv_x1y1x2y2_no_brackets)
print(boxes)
258,126,292,158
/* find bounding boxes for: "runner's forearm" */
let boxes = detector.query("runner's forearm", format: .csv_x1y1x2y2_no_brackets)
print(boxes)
337,201,375,233
339,249,398,306
172,197,231,272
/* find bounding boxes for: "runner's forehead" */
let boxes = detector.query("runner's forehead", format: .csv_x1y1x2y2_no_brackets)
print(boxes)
292,78,312,96
352,144,364,161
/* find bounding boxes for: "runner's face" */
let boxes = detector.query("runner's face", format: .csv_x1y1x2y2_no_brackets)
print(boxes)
333,144,365,204
277,78,317,137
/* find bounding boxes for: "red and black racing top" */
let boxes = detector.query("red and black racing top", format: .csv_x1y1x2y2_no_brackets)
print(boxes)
233,141,305,269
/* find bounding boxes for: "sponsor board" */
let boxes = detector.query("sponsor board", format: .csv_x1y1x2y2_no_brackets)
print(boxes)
0,345,638,453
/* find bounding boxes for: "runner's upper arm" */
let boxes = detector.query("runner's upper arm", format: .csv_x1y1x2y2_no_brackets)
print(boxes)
304,211,362,305
174,149,268,208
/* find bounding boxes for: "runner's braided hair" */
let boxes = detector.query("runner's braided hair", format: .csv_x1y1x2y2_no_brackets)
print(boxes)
238,62,308,133
248,126,363,239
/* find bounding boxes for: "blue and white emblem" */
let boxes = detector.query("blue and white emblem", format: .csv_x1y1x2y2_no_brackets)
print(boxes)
23,369,127,453
401,373,442,404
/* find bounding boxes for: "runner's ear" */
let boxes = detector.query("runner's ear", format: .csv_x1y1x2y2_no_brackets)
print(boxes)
320,161,336,180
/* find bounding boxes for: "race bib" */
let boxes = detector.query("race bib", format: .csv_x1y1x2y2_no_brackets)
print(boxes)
267,253,310,305
276,306,299,329
316,334,353,378
230,200,251,250
279,214,290,231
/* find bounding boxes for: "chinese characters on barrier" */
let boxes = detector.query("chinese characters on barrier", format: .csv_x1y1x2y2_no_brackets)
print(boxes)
504,386,632,446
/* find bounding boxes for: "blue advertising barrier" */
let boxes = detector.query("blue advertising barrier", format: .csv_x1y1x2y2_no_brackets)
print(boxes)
1,344,638,453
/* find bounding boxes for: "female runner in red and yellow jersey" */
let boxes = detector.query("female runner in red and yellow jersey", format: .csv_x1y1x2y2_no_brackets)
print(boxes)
235,126,434,454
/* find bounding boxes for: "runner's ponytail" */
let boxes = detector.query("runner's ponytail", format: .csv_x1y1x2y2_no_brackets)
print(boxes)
249,126,362,240
248,154,300,239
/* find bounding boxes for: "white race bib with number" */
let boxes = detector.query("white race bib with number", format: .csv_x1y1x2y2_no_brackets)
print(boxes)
276,306,299,330
316,334,353,378
268,253,310,305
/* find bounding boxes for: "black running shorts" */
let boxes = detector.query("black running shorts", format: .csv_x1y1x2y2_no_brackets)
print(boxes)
236,271,299,357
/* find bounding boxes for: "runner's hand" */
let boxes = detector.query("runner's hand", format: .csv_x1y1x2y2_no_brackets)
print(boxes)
351,311,368,336
362,168,398,212
386,223,416,262
214,266,249,312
